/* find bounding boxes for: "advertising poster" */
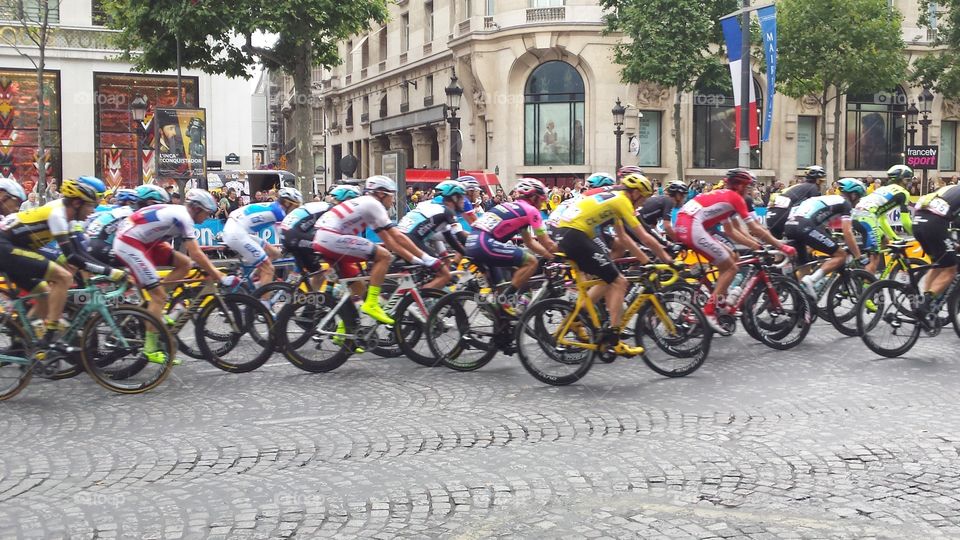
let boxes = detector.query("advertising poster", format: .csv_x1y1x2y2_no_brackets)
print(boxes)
155,107,206,180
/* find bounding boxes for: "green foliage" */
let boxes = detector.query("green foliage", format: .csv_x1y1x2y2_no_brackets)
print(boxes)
914,0,960,97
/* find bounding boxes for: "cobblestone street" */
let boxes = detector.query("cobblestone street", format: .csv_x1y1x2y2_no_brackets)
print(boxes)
2,322,960,539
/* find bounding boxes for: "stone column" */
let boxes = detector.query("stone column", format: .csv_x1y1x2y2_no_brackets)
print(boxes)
387,133,407,169
412,129,434,169
369,137,386,175
435,124,449,169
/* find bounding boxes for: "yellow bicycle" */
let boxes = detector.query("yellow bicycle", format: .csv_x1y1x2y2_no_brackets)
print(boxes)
514,257,713,386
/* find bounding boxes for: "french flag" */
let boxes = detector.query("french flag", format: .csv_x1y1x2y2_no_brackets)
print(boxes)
721,16,759,148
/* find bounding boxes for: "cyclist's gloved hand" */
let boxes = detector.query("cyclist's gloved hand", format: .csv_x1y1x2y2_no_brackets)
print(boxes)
857,254,870,267
219,275,242,288
668,243,684,257
779,244,797,258
108,268,128,282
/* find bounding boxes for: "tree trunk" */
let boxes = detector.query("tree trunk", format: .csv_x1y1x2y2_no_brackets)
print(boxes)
819,88,829,170
673,90,684,182
832,87,842,183
292,49,315,197
35,0,49,203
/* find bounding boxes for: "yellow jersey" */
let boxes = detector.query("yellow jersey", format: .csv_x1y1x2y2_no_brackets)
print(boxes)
557,191,640,238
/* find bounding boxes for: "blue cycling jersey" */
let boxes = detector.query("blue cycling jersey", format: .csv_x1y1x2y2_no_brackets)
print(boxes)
229,202,286,233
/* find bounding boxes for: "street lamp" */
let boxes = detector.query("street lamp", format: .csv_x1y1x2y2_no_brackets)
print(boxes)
906,102,919,147
918,87,935,194
612,98,626,170
445,69,464,183
130,95,149,185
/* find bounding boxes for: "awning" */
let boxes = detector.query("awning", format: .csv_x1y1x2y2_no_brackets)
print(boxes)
404,169,501,194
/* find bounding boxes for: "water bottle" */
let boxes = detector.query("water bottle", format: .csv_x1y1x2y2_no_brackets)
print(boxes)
730,272,745,289
331,282,346,299
727,286,743,306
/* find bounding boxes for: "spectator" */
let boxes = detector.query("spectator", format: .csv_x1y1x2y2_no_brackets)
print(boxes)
19,192,39,211
867,177,881,194
481,192,494,211
45,181,60,201
949,175,959,185
171,191,182,205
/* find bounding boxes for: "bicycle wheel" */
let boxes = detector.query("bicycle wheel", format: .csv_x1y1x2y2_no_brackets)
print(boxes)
167,285,206,360
196,294,274,373
948,287,960,340
426,290,499,371
0,318,32,401
252,281,296,319
515,298,595,386
887,258,927,285
37,303,86,380
745,278,811,350
856,280,921,358
81,306,175,394
826,269,876,336
634,297,711,377
395,288,447,367
275,291,354,373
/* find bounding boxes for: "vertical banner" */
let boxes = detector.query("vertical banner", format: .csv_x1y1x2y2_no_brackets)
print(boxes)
720,16,759,148
155,107,207,181
758,5,777,143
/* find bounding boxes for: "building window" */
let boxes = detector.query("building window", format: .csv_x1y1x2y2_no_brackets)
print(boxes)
91,0,109,25
362,95,369,115
425,75,434,98
402,14,410,52
692,77,762,169
2,0,60,23
378,26,387,63
844,87,906,171
524,61,585,166
486,0,494,16
312,107,323,134
797,116,817,168
345,40,353,74
461,0,472,19
345,103,353,127
361,39,369,69
425,3,434,42
401,84,410,107
0,69,61,191
94,73,199,188
379,95,388,118
637,111,661,167
941,120,957,172
529,0,563,6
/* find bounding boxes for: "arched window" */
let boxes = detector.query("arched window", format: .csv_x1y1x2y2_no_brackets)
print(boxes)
524,61,585,166
692,77,762,169
845,87,906,171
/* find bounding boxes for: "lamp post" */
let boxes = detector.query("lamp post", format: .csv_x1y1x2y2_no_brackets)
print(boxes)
919,87,934,194
445,70,463,183
906,102,919,147
612,98,626,171
130,95,149,185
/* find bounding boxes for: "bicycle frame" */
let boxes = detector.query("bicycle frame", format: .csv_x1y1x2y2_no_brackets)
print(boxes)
312,270,425,342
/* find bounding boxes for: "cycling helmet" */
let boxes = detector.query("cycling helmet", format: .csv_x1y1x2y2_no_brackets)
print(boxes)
804,165,827,181
514,178,548,199
364,175,397,193
330,185,361,202
724,168,757,189
61,176,107,203
838,178,867,196
185,188,218,213
586,172,615,189
435,180,466,199
114,188,139,204
0,178,26,201
620,173,654,197
887,164,914,184
278,187,304,204
134,184,171,204
666,181,688,196
617,165,644,179
456,175,481,191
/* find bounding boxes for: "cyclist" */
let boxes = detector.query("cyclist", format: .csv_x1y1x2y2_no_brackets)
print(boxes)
465,178,557,313
280,186,356,291
675,168,796,333
455,175,483,224
766,165,826,239
555,173,674,353
582,172,616,196
852,164,914,274
617,166,644,181
398,180,465,289
638,180,688,241
0,178,26,216
784,178,867,297
113,189,234,362
0,176,127,346
223,187,303,289
313,175,441,325
87,184,170,267
913,183,960,317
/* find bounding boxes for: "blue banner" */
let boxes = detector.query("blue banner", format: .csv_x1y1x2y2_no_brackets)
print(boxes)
193,218,280,247
758,5,777,143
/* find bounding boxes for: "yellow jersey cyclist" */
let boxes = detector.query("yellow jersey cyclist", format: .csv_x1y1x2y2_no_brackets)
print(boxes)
555,173,674,355
913,184,960,320
0,176,127,347
852,165,914,274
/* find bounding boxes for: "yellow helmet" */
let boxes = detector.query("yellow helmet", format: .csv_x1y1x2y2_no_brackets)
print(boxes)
61,176,107,203
620,173,653,197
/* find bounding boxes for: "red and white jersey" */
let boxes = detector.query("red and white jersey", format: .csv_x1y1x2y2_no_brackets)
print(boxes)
314,195,393,235
678,189,753,229
116,204,197,244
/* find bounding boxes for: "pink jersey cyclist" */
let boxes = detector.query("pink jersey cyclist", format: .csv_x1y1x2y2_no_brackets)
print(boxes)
312,194,394,278
675,189,754,262
465,199,545,266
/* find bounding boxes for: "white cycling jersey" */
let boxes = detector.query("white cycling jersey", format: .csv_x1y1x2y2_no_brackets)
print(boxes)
314,195,393,235
228,202,286,234
115,204,197,245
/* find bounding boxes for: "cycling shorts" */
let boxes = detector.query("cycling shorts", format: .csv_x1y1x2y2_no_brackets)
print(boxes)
113,236,175,289
281,228,322,274
851,212,879,252
312,229,376,279
784,218,839,256
464,231,526,268
89,238,121,268
0,236,54,292
557,227,620,284
914,211,955,268
674,213,732,263
223,218,268,266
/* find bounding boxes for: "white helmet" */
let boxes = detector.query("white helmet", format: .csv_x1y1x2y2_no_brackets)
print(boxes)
364,175,397,193
185,189,217,213
0,178,26,202
278,187,303,204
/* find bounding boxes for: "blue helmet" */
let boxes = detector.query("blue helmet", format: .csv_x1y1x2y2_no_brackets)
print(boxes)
838,178,866,196
330,185,361,202
587,172,615,189
435,180,466,199
135,184,171,204
114,189,139,204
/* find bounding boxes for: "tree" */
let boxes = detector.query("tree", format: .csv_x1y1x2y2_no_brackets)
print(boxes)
103,0,389,196
601,0,738,182
913,0,960,97
778,0,907,180
0,0,62,203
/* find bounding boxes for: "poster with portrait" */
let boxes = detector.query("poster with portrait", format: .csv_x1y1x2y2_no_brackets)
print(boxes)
155,107,206,180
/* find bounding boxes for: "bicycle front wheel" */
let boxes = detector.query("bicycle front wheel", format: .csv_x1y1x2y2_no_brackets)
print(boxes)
196,294,274,373
745,277,812,350
274,291,355,373
395,288,447,367
426,290,499,371
634,297,711,378
856,280,921,358
81,306,176,394
0,318,32,401
826,269,875,336
515,298,595,386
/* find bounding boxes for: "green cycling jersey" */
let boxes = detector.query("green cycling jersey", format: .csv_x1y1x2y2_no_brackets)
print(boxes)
854,184,912,241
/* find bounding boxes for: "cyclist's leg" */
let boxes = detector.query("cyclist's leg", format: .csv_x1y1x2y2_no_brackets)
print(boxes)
853,215,881,273
678,215,735,314
914,213,955,299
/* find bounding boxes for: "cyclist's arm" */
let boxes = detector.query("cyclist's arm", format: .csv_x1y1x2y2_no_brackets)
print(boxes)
745,219,789,251
623,220,671,263
840,219,862,259
899,204,914,236
876,212,902,242
520,229,553,259
379,227,420,262
442,230,466,255
55,231,113,275
722,220,760,250
183,238,225,280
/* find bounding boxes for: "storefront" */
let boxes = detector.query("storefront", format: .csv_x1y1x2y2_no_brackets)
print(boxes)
0,68,61,192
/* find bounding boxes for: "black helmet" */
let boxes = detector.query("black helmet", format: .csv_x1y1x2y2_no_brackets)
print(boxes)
804,165,827,182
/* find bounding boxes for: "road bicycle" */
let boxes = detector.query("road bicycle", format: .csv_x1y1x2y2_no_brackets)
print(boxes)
787,247,876,336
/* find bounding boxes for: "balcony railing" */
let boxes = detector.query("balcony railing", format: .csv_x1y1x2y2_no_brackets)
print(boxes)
458,19,471,35
423,95,434,107
400,102,410,113
423,43,432,56
400,52,408,64
345,74,352,85
378,61,386,73
484,16,496,29
526,7,565,22
360,68,368,79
